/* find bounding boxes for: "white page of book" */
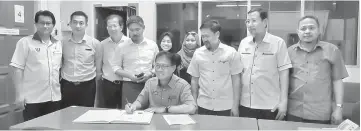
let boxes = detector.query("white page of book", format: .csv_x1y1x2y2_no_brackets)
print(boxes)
73,109,124,123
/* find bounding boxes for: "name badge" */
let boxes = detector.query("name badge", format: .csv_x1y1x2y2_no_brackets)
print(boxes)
85,48,92,51
241,52,251,54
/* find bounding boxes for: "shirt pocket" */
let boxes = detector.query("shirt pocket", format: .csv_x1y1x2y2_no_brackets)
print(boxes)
239,51,253,68
216,59,230,76
258,52,277,71
167,94,179,106
52,49,62,68
79,48,94,64
313,59,331,80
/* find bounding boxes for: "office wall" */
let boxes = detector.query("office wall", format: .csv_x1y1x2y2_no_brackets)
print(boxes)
43,0,359,83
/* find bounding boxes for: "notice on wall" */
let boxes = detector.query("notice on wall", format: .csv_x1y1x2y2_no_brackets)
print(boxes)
0,28,20,35
14,5,24,23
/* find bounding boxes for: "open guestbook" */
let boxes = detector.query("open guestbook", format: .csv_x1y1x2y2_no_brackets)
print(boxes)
73,109,154,124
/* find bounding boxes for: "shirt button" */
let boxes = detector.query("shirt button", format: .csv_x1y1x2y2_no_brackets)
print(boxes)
253,64,255,66
213,71,215,72
213,61,215,63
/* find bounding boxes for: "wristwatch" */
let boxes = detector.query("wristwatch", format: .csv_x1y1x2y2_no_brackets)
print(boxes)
165,106,171,113
336,104,343,109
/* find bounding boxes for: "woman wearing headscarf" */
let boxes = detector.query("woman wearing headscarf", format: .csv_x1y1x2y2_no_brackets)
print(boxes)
177,31,201,84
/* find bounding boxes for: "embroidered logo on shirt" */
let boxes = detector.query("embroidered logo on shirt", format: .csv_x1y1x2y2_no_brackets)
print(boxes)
152,90,160,96
35,48,40,52
219,60,229,63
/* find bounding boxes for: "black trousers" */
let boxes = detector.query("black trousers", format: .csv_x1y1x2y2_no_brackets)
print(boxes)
60,78,96,109
23,101,60,121
100,79,123,109
121,81,145,109
287,114,331,124
198,106,231,116
239,105,278,120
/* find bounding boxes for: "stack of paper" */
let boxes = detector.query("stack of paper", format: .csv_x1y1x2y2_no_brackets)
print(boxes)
73,110,153,124
163,114,196,125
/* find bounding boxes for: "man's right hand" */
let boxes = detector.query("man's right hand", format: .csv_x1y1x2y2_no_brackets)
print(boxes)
14,95,25,107
125,103,135,114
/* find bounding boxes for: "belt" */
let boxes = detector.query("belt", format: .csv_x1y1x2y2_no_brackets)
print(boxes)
104,78,123,85
62,78,94,86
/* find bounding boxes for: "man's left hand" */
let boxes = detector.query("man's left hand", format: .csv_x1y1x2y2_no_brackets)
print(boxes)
272,100,287,120
331,107,343,125
145,107,166,113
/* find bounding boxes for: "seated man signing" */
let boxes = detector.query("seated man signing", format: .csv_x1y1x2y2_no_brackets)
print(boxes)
125,51,197,114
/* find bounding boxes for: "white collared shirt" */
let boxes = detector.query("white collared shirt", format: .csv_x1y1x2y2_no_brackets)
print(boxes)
111,38,159,81
61,34,101,82
100,36,129,81
10,34,62,103
238,32,292,109
187,43,243,111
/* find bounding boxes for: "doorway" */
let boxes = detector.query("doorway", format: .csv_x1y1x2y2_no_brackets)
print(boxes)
95,6,136,41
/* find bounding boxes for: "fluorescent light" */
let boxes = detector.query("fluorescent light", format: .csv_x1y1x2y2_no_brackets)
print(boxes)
216,5,237,7
216,4,261,7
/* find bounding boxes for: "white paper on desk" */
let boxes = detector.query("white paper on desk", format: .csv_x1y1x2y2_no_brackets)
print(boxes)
337,119,359,131
73,109,124,123
163,114,196,125
111,110,154,124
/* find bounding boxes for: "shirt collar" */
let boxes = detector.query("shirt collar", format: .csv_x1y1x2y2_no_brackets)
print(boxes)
108,35,126,44
293,41,325,52
249,32,271,45
68,33,88,43
207,40,224,53
157,74,178,89
32,32,58,43
130,38,147,45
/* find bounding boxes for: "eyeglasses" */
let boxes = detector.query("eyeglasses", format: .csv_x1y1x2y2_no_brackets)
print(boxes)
37,22,53,26
155,63,173,70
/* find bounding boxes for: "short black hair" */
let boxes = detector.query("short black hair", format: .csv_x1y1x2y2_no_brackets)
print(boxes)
248,8,268,20
155,51,181,67
159,31,176,52
70,11,88,23
126,15,145,28
200,19,221,33
35,10,56,25
298,15,320,27
106,14,124,26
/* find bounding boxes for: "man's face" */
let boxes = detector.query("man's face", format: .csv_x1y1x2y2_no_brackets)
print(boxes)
154,56,176,80
246,11,267,36
200,28,219,50
106,17,123,37
69,15,87,34
128,23,144,42
35,15,54,35
297,18,320,43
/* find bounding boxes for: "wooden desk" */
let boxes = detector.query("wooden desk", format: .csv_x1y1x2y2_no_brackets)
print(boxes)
258,119,337,130
10,106,258,130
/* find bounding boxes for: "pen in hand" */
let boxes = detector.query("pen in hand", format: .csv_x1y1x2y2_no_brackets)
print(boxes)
125,98,134,114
